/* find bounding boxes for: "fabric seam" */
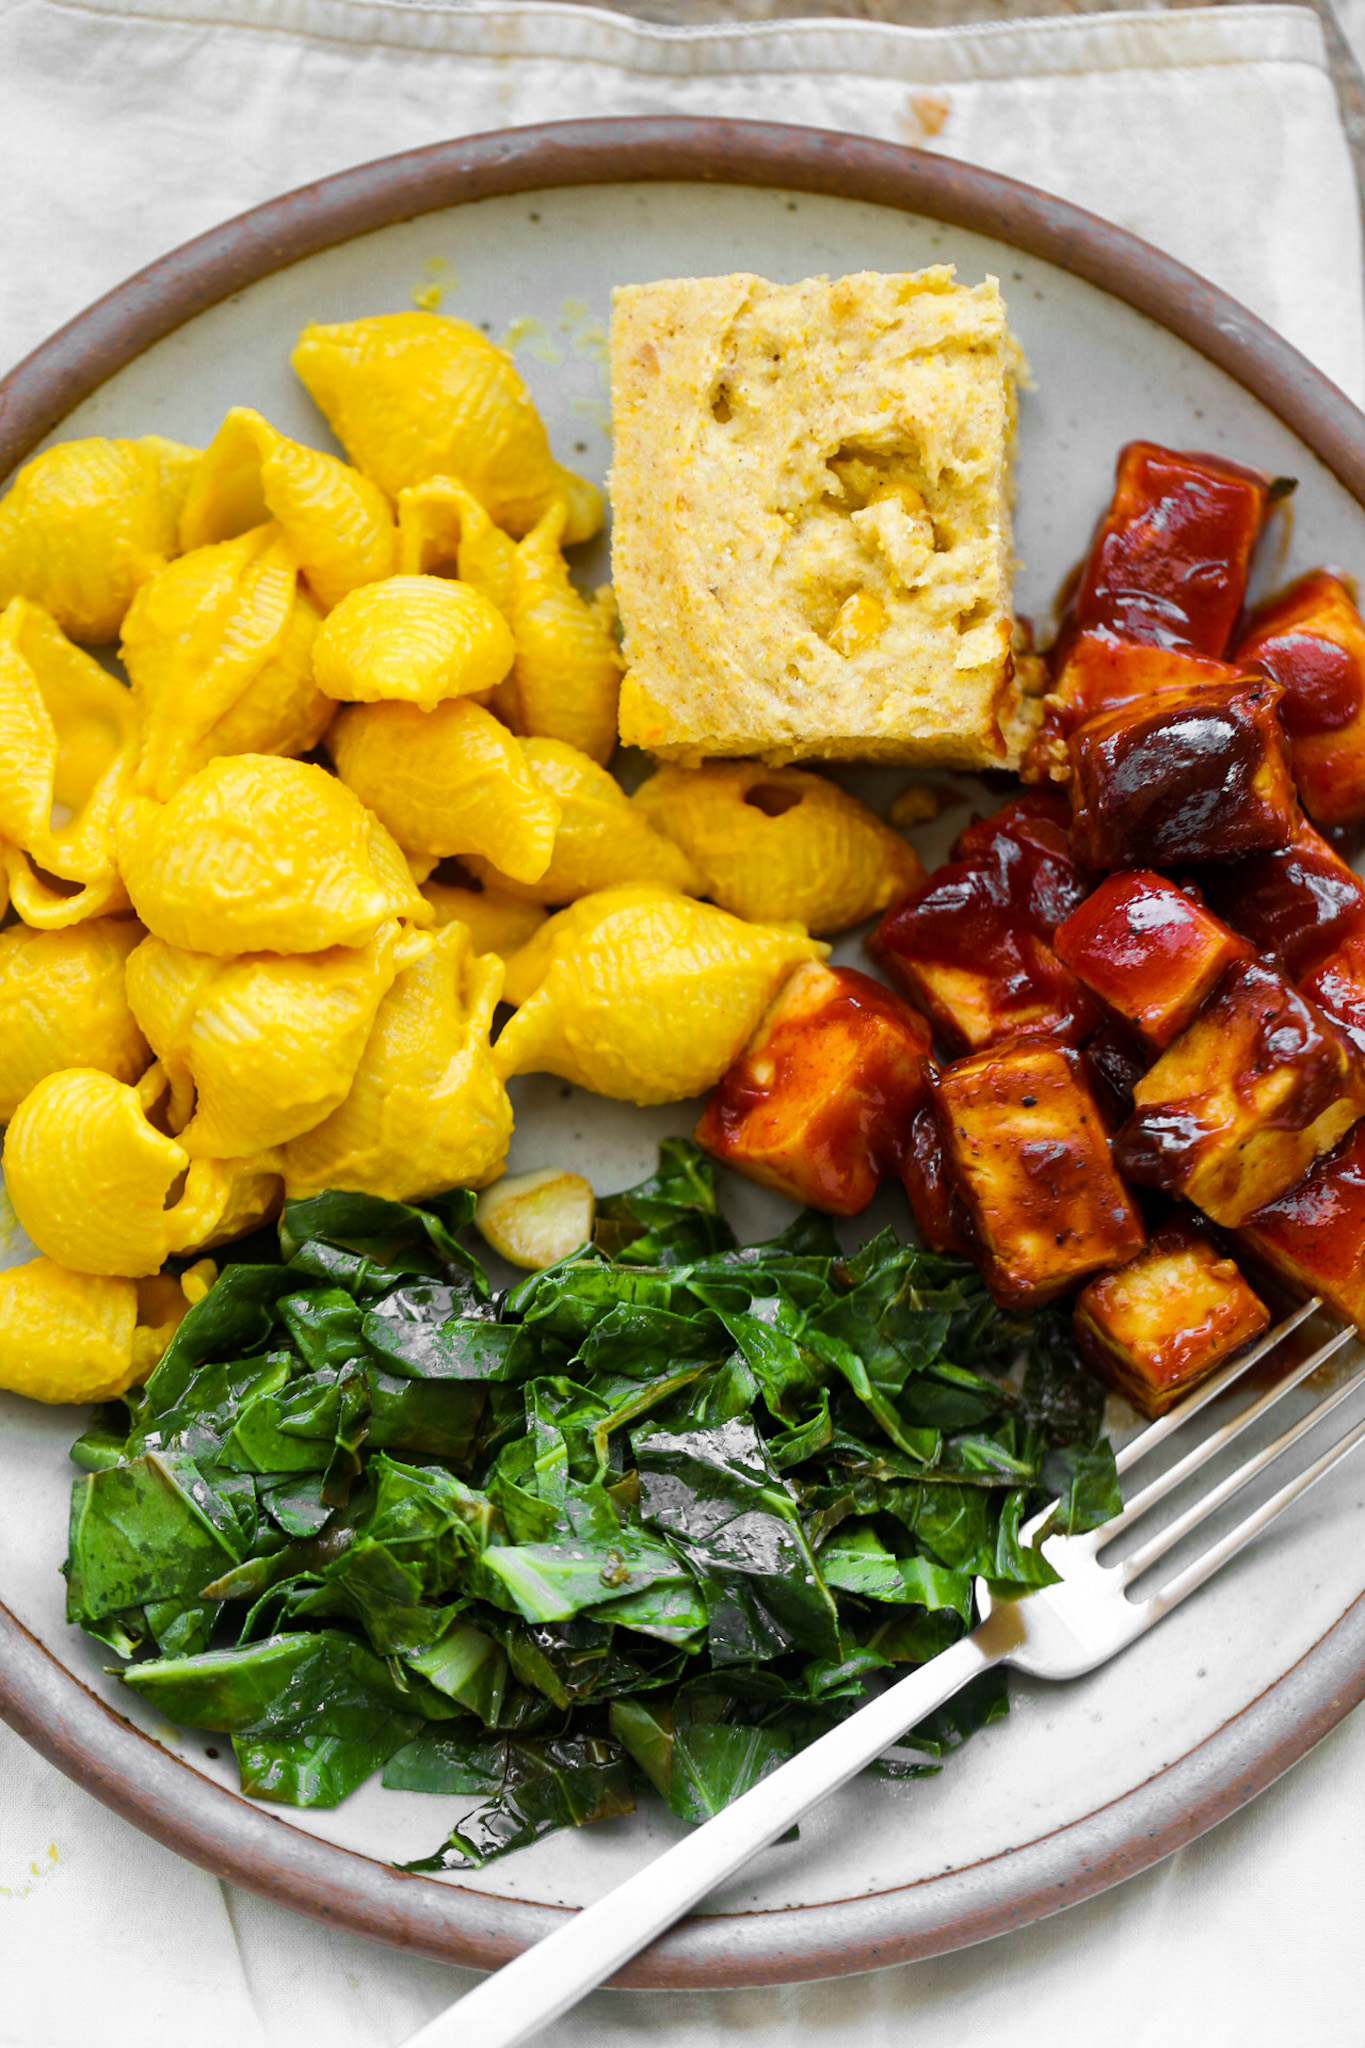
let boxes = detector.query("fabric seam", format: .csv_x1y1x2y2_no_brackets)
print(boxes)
32,0,1331,86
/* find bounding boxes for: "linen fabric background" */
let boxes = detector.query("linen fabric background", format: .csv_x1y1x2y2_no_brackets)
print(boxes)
1,2,1364,2042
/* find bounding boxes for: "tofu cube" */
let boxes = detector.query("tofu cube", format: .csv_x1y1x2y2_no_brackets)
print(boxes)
1302,930,1365,1056
1236,1122,1365,1330
610,268,1038,769
869,861,1097,1055
694,962,932,1216
1115,959,1365,1225
1231,570,1365,828
1068,675,1298,869
899,1100,972,1254
1026,634,1240,783
931,1039,1145,1307
1054,870,1251,1050
1074,1221,1270,1416
1194,813,1365,975
950,791,1090,936
1067,442,1271,658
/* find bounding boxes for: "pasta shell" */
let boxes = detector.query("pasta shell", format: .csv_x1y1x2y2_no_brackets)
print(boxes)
178,406,397,609
118,753,429,955
283,921,512,1200
395,475,516,614
0,598,136,927
0,435,198,643
464,737,700,903
327,697,560,884
3,1065,281,1276
506,499,623,764
291,313,601,542
0,917,149,1121
494,887,826,1104
421,873,547,960
0,1259,140,1403
121,523,331,801
126,920,417,1156
312,575,514,712
0,1258,198,1405
634,761,926,934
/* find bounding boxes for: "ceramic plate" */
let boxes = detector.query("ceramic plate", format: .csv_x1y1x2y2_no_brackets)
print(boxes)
1,119,1363,1986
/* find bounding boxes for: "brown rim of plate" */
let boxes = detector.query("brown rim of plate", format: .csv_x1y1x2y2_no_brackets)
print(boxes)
1,115,1364,1984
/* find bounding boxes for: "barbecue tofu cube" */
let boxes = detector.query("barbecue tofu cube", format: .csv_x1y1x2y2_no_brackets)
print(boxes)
950,790,1090,935
695,962,931,1215
1065,442,1272,658
1074,1221,1269,1416
899,1100,972,1254
1067,675,1298,869
1026,635,1240,783
1115,959,1365,1225
1054,870,1251,1051
1231,570,1365,828
869,861,1097,1055
1302,931,1365,1056
1236,1122,1365,1330
931,1040,1144,1307
1194,813,1365,975
611,268,1036,768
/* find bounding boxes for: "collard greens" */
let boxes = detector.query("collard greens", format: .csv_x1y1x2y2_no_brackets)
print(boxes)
65,1140,1118,1866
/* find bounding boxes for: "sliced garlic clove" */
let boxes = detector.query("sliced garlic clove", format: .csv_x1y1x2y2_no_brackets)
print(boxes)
474,1167,595,1270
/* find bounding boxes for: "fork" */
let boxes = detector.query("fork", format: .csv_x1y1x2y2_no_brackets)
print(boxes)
402,1297,1363,2048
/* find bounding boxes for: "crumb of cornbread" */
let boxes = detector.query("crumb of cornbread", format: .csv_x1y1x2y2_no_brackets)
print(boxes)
609,267,1036,769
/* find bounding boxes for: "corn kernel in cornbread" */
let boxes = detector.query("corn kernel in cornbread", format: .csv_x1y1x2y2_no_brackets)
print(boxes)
610,268,1032,768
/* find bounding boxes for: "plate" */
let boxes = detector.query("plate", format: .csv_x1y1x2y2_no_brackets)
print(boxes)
1,117,1364,1987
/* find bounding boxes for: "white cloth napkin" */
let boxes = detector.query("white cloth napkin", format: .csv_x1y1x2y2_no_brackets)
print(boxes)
2,4,1365,2045
1,0,1363,399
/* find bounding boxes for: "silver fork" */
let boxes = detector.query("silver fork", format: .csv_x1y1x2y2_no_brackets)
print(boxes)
403,1297,1363,2048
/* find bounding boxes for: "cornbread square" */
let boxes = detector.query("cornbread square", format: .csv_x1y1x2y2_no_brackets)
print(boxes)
610,267,1034,768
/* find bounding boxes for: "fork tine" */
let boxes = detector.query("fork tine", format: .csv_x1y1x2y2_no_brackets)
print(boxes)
1146,1409,1365,1621
1114,1298,1321,1477
1101,1324,1356,1544
1119,1351,1365,1587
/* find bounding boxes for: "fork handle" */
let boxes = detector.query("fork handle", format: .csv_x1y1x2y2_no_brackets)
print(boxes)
403,1609,1018,2048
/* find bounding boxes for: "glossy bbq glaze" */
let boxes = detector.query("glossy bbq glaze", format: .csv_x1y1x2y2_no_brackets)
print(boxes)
1059,442,1275,660
1026,636,1240,781
1080,1020,1148,1130
1236,1120,1365,1328
929,1039,1145,1308
694,962,931,1215
1193,812,1365,973
1232,569,1365,827
1074,1219,1270,1416
1114,958,1365,1225
867,862,1095,1054
898,1101,972,1254
1302,930,1365,1055
949,791,1091,933
868,795,1096,1053
1067,674,1299,868
1054,870,1251,1050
